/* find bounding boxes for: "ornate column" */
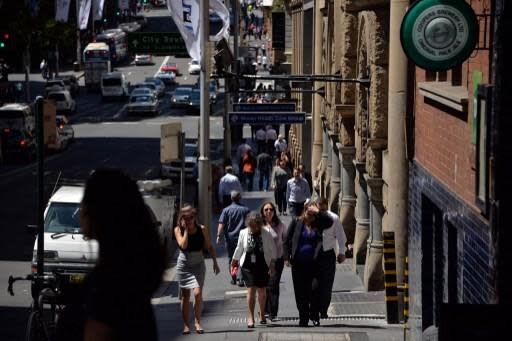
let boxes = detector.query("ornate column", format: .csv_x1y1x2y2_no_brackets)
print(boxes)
320,123,329,198
312,0,324,174
353,161,370,268
329,135,341,213
338,145,356,251
325,128,333,199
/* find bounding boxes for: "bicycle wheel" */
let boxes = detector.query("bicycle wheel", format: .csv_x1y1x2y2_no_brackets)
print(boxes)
25,311,46,341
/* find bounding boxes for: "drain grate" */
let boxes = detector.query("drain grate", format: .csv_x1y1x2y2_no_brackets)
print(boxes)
228,314,385,325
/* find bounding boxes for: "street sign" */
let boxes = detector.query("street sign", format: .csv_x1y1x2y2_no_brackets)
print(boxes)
233,103,296,112
229,112,306,125
400,0,478,71
127,32,187,55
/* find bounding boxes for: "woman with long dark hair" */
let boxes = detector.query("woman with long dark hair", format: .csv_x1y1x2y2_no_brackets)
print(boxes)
80,169,165,341
260,201,286,321
174,205,220,334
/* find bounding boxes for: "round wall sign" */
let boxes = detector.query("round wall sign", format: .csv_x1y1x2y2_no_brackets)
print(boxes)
401,0,478,71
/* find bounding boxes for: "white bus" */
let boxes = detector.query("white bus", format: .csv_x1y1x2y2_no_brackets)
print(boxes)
83,42,111,90
96,29,128,64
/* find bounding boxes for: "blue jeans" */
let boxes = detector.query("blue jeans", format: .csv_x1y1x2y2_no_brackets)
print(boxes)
258,169,270,191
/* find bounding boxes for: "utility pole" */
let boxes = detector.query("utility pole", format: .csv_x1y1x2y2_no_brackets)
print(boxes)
76,0,81,66
198,0,212,227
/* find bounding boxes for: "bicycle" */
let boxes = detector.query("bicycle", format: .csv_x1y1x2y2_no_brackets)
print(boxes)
8,272,86,341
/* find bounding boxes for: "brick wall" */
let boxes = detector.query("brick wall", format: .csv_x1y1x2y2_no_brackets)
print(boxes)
408,162,496,341
414,0,492,209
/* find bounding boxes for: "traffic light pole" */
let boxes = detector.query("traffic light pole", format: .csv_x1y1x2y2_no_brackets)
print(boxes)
76,0,81,66
198,0,212,228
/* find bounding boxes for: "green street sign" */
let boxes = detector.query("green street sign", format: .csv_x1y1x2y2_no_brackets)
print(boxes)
127,32,188,55
400,0,478,71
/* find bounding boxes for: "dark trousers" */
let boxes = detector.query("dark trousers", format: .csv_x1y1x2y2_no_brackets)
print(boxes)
274,188,287,213
257,140,266,154
244,172,254,191
316,249,336,316
288,201,305,217
291,261,320,322
222,195,231,209
266,257,284,318
258,169,270,191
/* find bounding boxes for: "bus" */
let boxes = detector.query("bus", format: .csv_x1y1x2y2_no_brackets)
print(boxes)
96,29,128,64
83,42,111,90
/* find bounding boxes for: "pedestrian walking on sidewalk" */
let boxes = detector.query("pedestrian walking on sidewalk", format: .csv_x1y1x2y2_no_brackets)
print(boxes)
174,205,220,335
257,151,273,191
271,158,291,215
261,202,286,321
284,203,333,327
274,134,288,157
256,126,267,154
218,166,243,208
217,191,251,285
265,125,278,154
316,197,347,318
286,167,311,217
232,212,277,327
242,150,257,191
80,169,165,341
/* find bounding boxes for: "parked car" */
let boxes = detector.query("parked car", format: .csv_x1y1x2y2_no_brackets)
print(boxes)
155,71,176,85
127,94,159,116
135,54,153,65
188,59,200,75
170,87,193,108
152,0,166,6
161,143,198,179
187,89,200,114
161,62,180,76
134,82,162,97
0,127,35,162
101,72,129,100
44,80,66,96
144,77,166,94
47,90,76,114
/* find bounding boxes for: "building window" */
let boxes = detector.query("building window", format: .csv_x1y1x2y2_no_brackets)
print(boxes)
475,84,493,216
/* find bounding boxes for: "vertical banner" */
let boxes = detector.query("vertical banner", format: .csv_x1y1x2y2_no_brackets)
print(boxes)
118,0,129,10
55,0,71,22
167,0,230,62
93,0,105,21
79,0,91,29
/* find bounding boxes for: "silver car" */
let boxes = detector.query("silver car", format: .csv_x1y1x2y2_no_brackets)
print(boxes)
127,95,159,116
170,87,193,108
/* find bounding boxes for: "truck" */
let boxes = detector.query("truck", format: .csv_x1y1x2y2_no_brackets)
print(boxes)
83,42,111,91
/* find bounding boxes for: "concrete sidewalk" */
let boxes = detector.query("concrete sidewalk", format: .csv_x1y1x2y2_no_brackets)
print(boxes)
153,191,403,341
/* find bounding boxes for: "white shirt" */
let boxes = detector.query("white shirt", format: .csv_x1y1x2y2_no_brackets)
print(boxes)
322,210,347,254
262,56,267,65
218,173,243,201
256,129,266,141
233,228,277,268
257,55,262,64
266,128,277,141
274,139,287,152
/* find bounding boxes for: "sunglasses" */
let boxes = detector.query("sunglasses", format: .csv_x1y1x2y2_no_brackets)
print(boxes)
264,207,274,212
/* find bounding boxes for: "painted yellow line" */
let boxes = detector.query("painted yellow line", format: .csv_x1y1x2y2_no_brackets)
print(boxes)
385,296,399,301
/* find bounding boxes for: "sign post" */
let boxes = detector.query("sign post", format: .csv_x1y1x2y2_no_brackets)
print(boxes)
229,112,306,125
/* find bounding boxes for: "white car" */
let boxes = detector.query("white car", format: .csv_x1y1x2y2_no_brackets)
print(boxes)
161,143,198,179
44,80,67,96
155,71,176,85
130,87,157,99
127,94,159,115
47,90,76,114
101,72,130,100
144,77,166,95
188,59,200,75
135,54,153,65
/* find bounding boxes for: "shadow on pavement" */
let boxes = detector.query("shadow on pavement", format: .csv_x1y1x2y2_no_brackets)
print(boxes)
0,306,30,341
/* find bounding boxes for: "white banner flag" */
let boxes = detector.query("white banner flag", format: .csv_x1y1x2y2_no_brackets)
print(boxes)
55,0,71,22
79,0,91,30
167,0,230,62
93,0,105,21
118,0,129,10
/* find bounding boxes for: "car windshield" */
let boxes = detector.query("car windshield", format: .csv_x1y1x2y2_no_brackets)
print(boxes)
44,202,82,234
185,145,198,156
103,78,122,86
48,93,66,101
131,96,152,103
137,83,155,90
191,60,199,65
190,91,200,100
159,71,175,76
175,88,190,96
145,78,162,86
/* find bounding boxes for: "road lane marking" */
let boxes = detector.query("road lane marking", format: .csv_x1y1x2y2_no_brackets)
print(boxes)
154,56,170,78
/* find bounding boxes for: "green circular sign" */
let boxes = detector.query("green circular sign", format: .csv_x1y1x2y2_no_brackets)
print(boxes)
400,0,478,71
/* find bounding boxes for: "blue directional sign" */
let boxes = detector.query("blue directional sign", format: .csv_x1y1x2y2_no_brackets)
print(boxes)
229,112,305,125
232,103,296,112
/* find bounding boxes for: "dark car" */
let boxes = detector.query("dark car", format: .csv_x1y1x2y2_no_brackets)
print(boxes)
56,75,79,98
187,89,201,114
1,128,35,162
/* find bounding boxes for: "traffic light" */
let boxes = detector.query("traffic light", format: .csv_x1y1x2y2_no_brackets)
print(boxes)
103,18,108,23
116,10,121,16
0,33,9,49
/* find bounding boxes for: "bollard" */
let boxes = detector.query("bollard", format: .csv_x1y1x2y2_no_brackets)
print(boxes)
383,231,399,324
